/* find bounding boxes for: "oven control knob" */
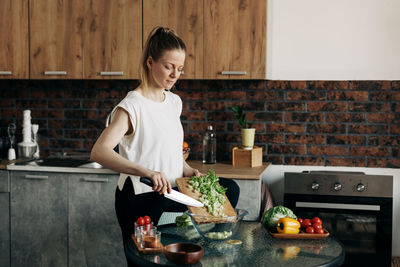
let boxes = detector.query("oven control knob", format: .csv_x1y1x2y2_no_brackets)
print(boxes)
356,183,366,192
333,183,342,191
311,182,320,191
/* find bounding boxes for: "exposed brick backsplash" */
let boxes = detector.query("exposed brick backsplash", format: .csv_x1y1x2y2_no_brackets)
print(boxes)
0,80,399,168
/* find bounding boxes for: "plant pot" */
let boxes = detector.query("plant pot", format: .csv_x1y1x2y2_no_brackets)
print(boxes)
241,128,255,149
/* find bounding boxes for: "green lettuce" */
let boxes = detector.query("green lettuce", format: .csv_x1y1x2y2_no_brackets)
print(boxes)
262,206,297,230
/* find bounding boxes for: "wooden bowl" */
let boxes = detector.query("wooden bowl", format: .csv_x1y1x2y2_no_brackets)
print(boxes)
163,243,203,265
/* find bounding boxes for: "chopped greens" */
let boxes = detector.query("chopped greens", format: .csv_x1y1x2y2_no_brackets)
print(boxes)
205,231,232,240
175,214,193,227
188,170,227,216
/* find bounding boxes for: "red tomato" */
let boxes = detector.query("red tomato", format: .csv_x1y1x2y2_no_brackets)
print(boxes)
143,215,151,225
136,217,145,226
144,223,152,231
311,217,322,225
301,219,312,229
306,226,315,234
315,228,324,234
313,223,322,229
297,218,303,224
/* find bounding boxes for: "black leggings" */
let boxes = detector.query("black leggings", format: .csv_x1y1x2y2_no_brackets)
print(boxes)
115,177,240,243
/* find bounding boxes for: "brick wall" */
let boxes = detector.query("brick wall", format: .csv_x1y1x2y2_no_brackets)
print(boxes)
0,80,399,168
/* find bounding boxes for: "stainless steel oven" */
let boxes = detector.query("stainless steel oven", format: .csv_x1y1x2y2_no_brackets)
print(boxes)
284,171,393,267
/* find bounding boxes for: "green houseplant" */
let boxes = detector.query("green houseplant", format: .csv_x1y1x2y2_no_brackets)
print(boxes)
232,105,255,149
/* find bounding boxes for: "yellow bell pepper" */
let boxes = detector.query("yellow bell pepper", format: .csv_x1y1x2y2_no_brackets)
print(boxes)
276,217,300,234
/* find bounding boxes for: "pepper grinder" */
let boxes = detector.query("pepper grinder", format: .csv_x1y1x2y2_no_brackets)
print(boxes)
7,123,16,160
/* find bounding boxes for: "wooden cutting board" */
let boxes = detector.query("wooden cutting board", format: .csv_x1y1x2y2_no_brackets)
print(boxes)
175,177,236,223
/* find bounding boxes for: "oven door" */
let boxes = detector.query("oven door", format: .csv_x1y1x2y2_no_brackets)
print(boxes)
284,194,392,267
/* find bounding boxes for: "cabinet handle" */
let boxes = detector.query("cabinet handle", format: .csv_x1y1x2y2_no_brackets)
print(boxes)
220,71,247,75
0,71,12,75
44,71,67,75
82,177,109,183
24,174,49,180
100,71,124,76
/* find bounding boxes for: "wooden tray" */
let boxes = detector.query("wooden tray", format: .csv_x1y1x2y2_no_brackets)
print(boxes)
269,229,330,239
175,177,236,224
131,234,164,254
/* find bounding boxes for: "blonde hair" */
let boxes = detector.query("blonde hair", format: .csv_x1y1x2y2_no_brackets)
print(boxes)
139,26,186,90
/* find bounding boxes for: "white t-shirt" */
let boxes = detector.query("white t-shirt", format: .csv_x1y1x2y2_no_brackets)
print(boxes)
110,90,184,194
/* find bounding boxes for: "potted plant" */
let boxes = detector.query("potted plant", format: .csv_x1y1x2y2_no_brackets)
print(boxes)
232,105,255,149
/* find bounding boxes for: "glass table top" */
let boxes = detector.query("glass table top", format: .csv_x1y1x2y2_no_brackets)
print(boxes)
125,221,345,267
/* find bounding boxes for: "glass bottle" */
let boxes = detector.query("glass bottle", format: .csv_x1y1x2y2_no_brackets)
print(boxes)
202,125,216,164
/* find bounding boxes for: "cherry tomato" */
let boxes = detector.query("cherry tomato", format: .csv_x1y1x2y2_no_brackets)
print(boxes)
297,218,303,224
301,219,312,229
311,217,322,225
143,215,151,225
144,223,152,231
313,223,322,229
136,217,145,226
315,228,324,234
306,226,315,234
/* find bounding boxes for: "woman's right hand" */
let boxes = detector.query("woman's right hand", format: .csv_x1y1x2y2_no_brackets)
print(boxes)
149,171,171,194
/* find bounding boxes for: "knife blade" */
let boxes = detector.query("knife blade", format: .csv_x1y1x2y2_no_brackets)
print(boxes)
140,177,204,207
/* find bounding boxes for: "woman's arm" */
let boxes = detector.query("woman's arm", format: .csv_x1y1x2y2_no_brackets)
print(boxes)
182,159,202,177
90,108,171,193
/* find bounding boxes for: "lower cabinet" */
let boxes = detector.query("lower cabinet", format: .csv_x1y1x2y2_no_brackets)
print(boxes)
68,174,125,267
0,170,10,267
10,171,68,267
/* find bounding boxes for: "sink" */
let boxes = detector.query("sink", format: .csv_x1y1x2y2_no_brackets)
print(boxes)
15,155,104,169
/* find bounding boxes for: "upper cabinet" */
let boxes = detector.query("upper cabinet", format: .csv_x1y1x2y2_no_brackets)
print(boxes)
30,0,141,79
0,0,29,79
204,0,266,79
30,0,84,79
143,0,203,79
84,0,142,79
1,0,266,80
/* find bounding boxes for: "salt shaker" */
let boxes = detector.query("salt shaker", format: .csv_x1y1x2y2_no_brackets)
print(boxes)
202,125,216,164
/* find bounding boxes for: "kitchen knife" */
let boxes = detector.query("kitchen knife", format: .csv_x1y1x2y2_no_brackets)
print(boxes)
140,177,204,207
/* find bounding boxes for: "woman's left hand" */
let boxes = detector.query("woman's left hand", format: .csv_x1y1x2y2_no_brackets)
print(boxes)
183,168,202,178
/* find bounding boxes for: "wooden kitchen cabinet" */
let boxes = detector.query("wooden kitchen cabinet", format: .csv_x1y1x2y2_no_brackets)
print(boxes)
29,0,84,79
68,173,124,267
204,0,267,79
84,0,142,79
0,171,10,267
10,171,68,267
143,0,203,79
0,0,29,79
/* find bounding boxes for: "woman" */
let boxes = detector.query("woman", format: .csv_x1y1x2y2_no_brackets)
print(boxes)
91,26,239,248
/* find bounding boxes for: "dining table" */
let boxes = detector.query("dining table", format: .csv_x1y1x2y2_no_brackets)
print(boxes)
125,221,345,266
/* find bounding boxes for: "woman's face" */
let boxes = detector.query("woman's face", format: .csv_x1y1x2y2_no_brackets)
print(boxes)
147,49,185,90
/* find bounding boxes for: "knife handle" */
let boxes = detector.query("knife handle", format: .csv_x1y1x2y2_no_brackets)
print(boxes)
140,177,153,187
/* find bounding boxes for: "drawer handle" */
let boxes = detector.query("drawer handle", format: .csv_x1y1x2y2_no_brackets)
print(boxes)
82,177,109,183
24,174,49,180
100,71,124,76
221,71,247,75
0,71,12,75
44,71,67,75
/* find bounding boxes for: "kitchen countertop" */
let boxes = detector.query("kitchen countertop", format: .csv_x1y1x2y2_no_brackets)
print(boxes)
125,221,345,266
4,159,117,174
187,161,270,179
